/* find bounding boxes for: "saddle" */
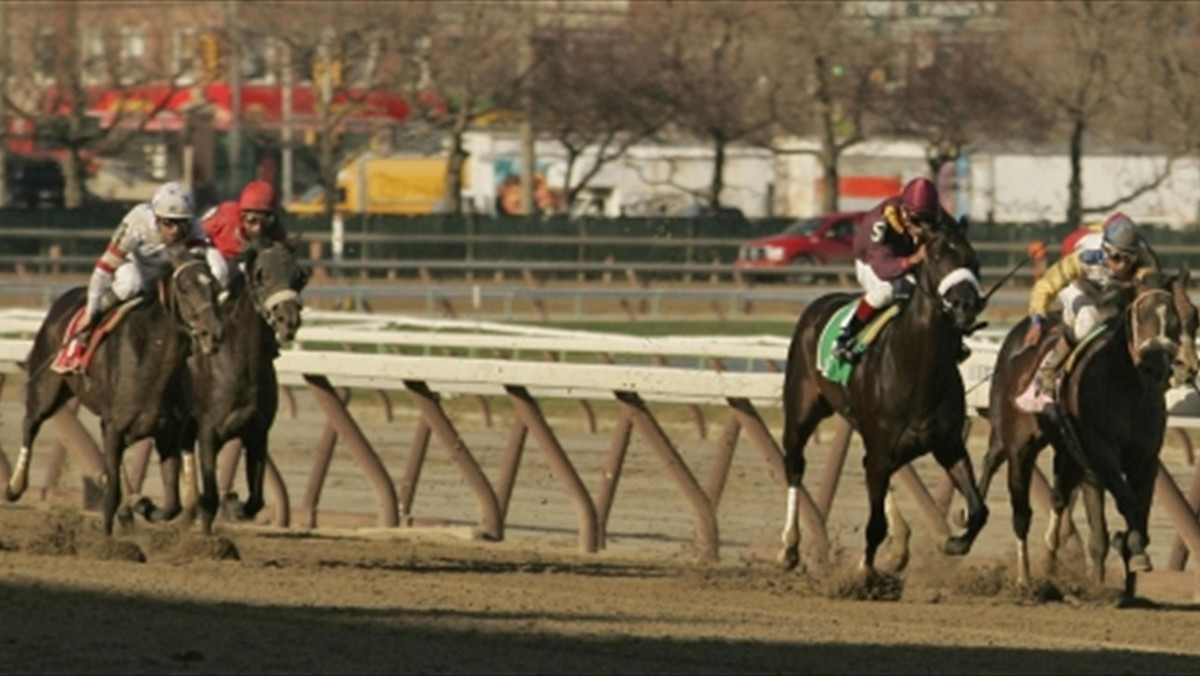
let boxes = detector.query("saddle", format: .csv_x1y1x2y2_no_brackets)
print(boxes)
817,299,901,385
1015,321,1109,397
50,297,146,374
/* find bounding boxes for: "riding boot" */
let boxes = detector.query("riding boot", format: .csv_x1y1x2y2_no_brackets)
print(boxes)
835,300,875,363
1014,335,1071,413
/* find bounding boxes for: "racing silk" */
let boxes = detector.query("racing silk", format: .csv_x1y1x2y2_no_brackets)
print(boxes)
853,198,917,281
200,201,288,260
85,203,225,319
1027,234,1160,320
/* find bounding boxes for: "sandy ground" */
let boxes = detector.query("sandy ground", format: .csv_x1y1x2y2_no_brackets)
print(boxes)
1,375,1200,673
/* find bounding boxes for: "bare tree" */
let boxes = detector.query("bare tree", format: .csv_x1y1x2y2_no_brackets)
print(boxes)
767,2,891,213
631,1,776,211
2,2,203,208
246,1,408,224
1003,1,1166,228
883,36,1048,178
528,14,667,215
397,1,527,216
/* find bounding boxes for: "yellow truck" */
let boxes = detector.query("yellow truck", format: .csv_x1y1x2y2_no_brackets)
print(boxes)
287,154,470,215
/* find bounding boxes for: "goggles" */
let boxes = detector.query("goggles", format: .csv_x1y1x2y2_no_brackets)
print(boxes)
158,217,190,228
242,211,273,225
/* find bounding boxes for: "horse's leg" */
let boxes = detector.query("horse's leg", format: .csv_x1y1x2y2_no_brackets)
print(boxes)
177,417,199,520
1007,441,1040,588
1045,449,1083,562
196,425,221,536
137,427,183,522
235,425,268,521
860,448,892,574
777,382,831,571
101,426,124,537
954,421,1009,529
1078,479,1109,585
7,372,72,501
1122,453,1160,576
1075,435,1145,584
933,437,989,556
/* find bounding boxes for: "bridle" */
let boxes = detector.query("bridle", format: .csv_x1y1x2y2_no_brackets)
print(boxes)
168,258,217,345
1126,287,1178,365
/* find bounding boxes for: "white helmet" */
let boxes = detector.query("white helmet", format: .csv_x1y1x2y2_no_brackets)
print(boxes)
151,182,194,220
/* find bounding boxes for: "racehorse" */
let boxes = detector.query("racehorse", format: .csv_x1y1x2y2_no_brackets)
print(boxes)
778,217,989,574
979,271,1188,591
8,246,224,535
180,238,307,534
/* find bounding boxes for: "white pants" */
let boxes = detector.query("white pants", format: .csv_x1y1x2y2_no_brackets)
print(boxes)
1057,282,1104,341
855,260,914,309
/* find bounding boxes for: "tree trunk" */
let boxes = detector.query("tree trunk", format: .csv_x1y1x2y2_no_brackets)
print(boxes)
442,102,471,216
709,133,726,210
821,150,839,214
814,54,840,214
1066,116,1085,229
63,147,86,209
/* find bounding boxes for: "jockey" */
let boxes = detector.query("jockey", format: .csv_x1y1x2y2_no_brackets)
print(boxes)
834,177,950,362
71,182,228,349
1014,212,1161,413
200,180,288,261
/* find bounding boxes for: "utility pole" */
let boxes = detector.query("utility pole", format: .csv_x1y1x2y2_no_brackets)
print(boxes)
226,0,242,193
280,38,293,205
0,1,9,208
518,6,535,215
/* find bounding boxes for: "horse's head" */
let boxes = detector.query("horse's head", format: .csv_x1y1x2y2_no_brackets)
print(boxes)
1169,265,1199,389
242,238,308,343
1119,273,1183,387
166,246,224,356
916,216,983,333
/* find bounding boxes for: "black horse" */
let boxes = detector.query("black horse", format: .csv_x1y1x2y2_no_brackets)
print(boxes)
8,246,224,535
180,238,307,534
778,218,989,574
979,271,1188,590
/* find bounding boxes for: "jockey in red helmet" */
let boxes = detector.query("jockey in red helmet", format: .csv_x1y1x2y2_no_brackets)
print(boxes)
833,177,953,362
201,180,288,261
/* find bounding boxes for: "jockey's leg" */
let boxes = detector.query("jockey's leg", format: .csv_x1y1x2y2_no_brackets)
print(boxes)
836,261,892,361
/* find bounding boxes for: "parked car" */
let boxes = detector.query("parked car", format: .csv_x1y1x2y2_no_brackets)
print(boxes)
735,211,864,283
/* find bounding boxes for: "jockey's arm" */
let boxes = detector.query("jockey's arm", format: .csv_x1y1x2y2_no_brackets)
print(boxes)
85,218,138,323
1028,251,1084,324
185,220,230,290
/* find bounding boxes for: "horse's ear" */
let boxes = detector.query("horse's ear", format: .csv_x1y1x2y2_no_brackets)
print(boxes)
1179,262,1190,288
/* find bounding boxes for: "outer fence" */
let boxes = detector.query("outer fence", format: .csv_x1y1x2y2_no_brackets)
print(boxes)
0,309,1198,590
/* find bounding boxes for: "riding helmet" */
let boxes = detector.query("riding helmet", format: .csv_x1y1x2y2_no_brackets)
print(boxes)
151,182,195,220
1102,212,1140,255
899,177,940,221
239,180,277,212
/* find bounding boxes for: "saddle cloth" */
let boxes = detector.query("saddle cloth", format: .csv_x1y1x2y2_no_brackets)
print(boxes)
816,299,900,385
50,298,145,375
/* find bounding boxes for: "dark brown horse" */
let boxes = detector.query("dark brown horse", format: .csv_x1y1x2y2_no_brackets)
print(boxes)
979,271,1188,591
8,246,224,534
778,218,989,574
180,238,307,534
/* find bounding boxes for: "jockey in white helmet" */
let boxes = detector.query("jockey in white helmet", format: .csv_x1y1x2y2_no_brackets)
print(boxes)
75,182,229,342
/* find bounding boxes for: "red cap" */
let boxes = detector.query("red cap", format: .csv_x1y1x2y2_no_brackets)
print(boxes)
900,177,940,220
239,180,276,212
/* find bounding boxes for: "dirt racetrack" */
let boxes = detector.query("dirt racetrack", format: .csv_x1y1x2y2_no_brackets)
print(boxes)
2,382,1200,674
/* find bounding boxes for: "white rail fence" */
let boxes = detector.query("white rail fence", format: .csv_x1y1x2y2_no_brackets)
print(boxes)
0,309,1198,590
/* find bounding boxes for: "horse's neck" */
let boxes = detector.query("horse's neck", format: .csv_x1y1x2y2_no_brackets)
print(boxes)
889,283,956,366
225,288,267,368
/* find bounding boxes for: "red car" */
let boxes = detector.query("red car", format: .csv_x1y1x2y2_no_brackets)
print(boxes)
735,212,864,282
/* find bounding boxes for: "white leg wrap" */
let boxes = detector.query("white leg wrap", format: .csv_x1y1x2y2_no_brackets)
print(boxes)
8,446,31,493
781,486,800,545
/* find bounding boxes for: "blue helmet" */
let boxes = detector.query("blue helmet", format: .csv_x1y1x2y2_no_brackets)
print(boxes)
1102,212,1139,255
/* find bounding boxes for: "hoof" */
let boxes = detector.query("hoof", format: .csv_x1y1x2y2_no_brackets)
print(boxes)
778,547,800,572
133,497,157,520
3,485,23,503
940,535,972,557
